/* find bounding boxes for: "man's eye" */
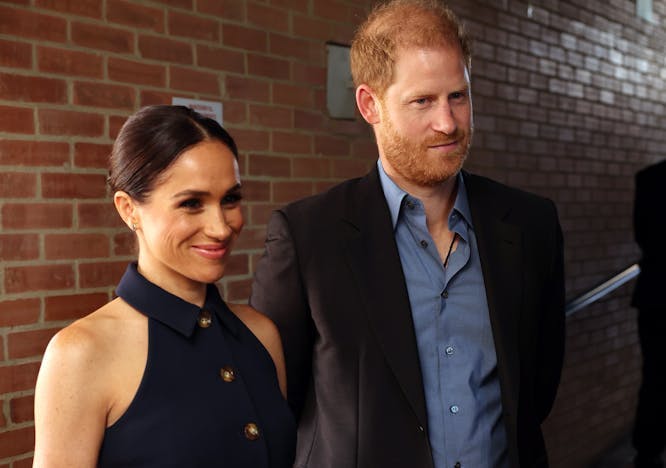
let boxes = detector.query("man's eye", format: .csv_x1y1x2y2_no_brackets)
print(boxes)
179,198,201,209
413,98,429,105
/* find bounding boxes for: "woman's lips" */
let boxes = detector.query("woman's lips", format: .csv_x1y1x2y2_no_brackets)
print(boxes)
191,244,228,260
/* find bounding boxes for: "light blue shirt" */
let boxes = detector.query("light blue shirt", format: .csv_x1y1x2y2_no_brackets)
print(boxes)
378,161,508,468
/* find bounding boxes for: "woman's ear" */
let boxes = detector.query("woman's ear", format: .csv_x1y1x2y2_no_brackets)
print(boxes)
113,191,138,231
355,84,381,125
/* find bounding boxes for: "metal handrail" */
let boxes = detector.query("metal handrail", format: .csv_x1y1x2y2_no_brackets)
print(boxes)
565,263,641,316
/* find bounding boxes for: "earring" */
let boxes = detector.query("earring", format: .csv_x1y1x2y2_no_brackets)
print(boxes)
130,222,138,231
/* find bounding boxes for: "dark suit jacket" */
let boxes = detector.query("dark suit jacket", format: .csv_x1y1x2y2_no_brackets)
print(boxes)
250,167,565,468
632,159,666,309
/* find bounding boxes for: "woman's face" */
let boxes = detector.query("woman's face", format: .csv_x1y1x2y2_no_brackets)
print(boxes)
132,139,243,296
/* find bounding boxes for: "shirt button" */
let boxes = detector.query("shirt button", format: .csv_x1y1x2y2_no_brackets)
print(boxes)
244,422,260,440
450,405,459,414
220,366,236,382
198,310,212,328
445,346,454,356
420,240,428,248
441,290,448,299
455,463,461,468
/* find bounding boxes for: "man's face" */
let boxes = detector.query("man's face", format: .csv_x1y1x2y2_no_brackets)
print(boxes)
375,43,473,188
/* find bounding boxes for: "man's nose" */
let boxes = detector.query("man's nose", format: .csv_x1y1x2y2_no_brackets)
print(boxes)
432,103,457,135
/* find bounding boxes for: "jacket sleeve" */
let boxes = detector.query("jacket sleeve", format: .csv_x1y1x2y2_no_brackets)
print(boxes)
249,210,314,420
534,199,566,423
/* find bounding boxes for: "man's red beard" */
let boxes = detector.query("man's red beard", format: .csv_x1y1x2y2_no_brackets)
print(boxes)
381,119,472,187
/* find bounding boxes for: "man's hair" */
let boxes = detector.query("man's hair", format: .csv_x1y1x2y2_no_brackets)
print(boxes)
350,0,471,96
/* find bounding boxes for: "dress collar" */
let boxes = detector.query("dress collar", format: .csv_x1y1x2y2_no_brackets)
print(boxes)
115,262,240,338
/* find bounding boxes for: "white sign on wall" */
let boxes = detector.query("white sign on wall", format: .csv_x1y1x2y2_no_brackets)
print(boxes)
171,97,224,126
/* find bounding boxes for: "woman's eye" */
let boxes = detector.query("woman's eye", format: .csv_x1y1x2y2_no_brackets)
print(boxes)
223,193,243,205
179,198,202,209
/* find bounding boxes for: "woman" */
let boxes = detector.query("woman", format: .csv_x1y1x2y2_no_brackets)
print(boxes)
33,105,296,467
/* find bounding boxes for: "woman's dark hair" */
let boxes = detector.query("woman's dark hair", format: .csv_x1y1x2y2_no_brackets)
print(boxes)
108,105,238,203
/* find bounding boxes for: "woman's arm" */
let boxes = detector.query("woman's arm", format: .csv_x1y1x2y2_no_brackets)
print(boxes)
33,322,109,468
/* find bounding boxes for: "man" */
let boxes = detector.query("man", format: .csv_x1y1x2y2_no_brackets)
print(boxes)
631,159,666,468
250,1,565,466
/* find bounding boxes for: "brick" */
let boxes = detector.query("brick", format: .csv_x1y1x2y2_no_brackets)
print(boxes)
294,109,324,131
5,264,75,293
0,426,34,459
13,457,33,468
197,45,245,73
224,253,249,276
152,0,192,8
270,0,309,13
292,62,326,86
0,172,36,198
9,328,60,359
197,0,245,20
9,395,34,424
293,157,331,178
74,81,135,109
71,21,134,53
247,154,291,178
45,233,110,260
231,129,270,152
220,101,246,125
0,73,66,104
0,39,31,69
2,203,72,230
0,396,4,427
0,234,39,261
226,277,252,302
78,202,124,228
249,202,281,227
113,232,135,256
42,173,107,199
79,261,128,288
0,298,40,327
249,104,292,129
0,5,67,42
240,180,270,202
272,131,312,154
332,158,370,179
170,67,220,95
139,35,193,65
74,142,112,169
140,90,174,107
293,15,334,41
39,109,104,137
315,135,350,157
225,75,270,103
168,10,220,41
45,293,108,322
36,0,102,17
273,82,314,108
222,24,267,52
0,140,69,166
247,3,289,33
108,57,166,87
109,115,128,139
107,0,165,32
273,181,313,203
248,53,290,80
270,33,323,62
234,226,268,250
313,0,353,23
37,46,103,78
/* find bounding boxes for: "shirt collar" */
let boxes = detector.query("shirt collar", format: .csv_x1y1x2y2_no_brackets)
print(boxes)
377,159,474,230
115,262,240,338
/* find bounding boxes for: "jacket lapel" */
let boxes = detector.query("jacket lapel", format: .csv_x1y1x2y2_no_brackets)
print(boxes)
464,172,522,416
340,167,429,430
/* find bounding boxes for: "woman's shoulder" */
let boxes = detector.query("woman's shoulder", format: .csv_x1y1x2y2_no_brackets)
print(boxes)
44,298,144,376
228,303,280,343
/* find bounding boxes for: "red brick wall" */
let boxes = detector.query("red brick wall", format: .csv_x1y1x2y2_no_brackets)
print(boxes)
0,0,664,466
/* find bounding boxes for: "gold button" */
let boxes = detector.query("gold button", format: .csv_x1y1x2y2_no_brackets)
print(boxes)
198,310,212,328
244,423,260,440
220,366,236,382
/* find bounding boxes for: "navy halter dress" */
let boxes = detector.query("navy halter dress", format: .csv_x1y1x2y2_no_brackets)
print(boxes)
97,263,296,467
